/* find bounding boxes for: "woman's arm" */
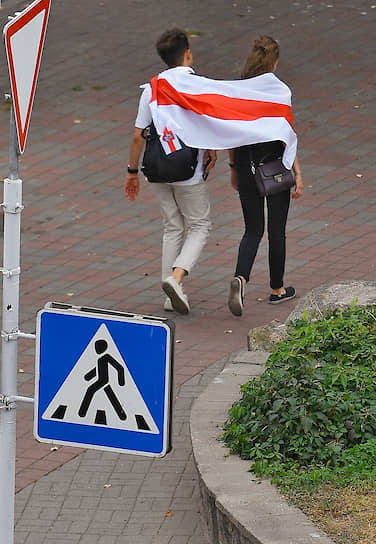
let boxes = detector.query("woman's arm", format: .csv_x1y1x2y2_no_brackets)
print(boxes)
292,155,303,199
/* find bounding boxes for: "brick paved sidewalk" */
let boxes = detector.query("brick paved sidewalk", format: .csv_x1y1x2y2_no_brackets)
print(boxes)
14,359,226,544
0,0,374,542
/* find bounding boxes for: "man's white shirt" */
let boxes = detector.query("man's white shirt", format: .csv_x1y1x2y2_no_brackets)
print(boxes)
135,66,205,186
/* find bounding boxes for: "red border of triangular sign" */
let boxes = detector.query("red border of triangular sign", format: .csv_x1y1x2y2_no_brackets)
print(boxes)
4,0,51,154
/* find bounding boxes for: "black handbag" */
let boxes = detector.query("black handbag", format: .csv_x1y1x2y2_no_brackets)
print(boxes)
253,157,295,197
141,122,198,183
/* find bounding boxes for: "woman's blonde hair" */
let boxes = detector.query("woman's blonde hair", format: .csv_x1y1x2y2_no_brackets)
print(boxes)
241,35,279,79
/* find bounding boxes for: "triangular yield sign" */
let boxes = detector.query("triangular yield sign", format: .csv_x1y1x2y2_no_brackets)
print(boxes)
3,0,51,153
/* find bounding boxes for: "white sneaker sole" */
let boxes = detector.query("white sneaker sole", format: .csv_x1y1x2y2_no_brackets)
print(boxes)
228,277,243,317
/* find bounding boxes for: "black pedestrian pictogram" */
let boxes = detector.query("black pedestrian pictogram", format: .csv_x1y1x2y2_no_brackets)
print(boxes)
78,339,127,421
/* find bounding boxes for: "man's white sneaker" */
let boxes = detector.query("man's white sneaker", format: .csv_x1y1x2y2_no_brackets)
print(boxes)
163,297,173,312
162,276,190,315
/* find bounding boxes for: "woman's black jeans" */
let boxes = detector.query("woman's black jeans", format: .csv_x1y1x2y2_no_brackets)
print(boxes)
235,169,291,289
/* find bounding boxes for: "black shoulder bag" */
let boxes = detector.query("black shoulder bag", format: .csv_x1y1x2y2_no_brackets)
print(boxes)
141,122,198,183
250,146,295,197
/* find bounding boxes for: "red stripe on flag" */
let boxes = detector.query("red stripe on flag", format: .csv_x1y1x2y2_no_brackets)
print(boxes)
152,78,294,126
150,75,158,102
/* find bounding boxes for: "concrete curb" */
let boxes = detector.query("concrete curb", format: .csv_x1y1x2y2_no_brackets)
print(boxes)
190,349,335,544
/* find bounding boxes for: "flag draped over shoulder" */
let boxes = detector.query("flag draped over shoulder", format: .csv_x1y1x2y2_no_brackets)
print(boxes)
148,70,297,169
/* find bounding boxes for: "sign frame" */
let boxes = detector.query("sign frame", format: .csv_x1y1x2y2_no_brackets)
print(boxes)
34,303,174,458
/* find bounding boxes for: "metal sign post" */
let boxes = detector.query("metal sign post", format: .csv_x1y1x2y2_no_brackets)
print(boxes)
0,2,51,542
0,103,22,544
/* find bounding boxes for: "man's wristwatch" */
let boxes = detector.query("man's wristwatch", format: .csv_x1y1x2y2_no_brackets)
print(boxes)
127,166,139,174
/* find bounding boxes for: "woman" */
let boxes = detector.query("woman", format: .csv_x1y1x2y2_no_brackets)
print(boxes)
228,35,303,317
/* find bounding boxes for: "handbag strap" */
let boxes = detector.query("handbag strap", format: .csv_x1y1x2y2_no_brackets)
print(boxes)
248,142,284,170
248,145,256,175
141,122,158,141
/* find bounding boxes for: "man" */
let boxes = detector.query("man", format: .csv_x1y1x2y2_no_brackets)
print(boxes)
124,28,216,315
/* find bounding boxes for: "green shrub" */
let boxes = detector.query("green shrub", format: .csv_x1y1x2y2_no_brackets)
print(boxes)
223,303,376,489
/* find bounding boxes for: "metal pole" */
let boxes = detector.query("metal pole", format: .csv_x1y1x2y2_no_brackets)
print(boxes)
0,103,22,544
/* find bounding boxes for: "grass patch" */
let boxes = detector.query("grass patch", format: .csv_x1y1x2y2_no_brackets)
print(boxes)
223,302,376,543
289,484,376,544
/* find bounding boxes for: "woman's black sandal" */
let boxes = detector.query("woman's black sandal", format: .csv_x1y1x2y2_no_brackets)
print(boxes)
268,286,296,304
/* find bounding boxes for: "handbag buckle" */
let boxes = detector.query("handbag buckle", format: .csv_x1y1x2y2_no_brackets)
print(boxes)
274,173,283,183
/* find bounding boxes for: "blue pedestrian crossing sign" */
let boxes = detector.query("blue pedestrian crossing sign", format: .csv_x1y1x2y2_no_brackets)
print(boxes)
34,303,174,457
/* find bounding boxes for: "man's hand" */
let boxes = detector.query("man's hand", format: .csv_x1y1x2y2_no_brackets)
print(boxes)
124,174,140,201
124,128,144,201
203,150,217,176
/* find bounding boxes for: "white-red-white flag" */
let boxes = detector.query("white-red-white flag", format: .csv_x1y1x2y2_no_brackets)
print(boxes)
149,70,297,169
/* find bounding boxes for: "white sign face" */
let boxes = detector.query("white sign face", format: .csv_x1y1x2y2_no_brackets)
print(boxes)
10,12,45,138
42,323,159,434
3,0,51,153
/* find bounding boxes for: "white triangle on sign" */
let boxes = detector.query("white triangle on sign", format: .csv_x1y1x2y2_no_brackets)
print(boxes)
42,323,159,434
10,10,45,134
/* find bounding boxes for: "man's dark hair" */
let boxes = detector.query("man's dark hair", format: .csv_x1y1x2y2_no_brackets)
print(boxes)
156,28,189,68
